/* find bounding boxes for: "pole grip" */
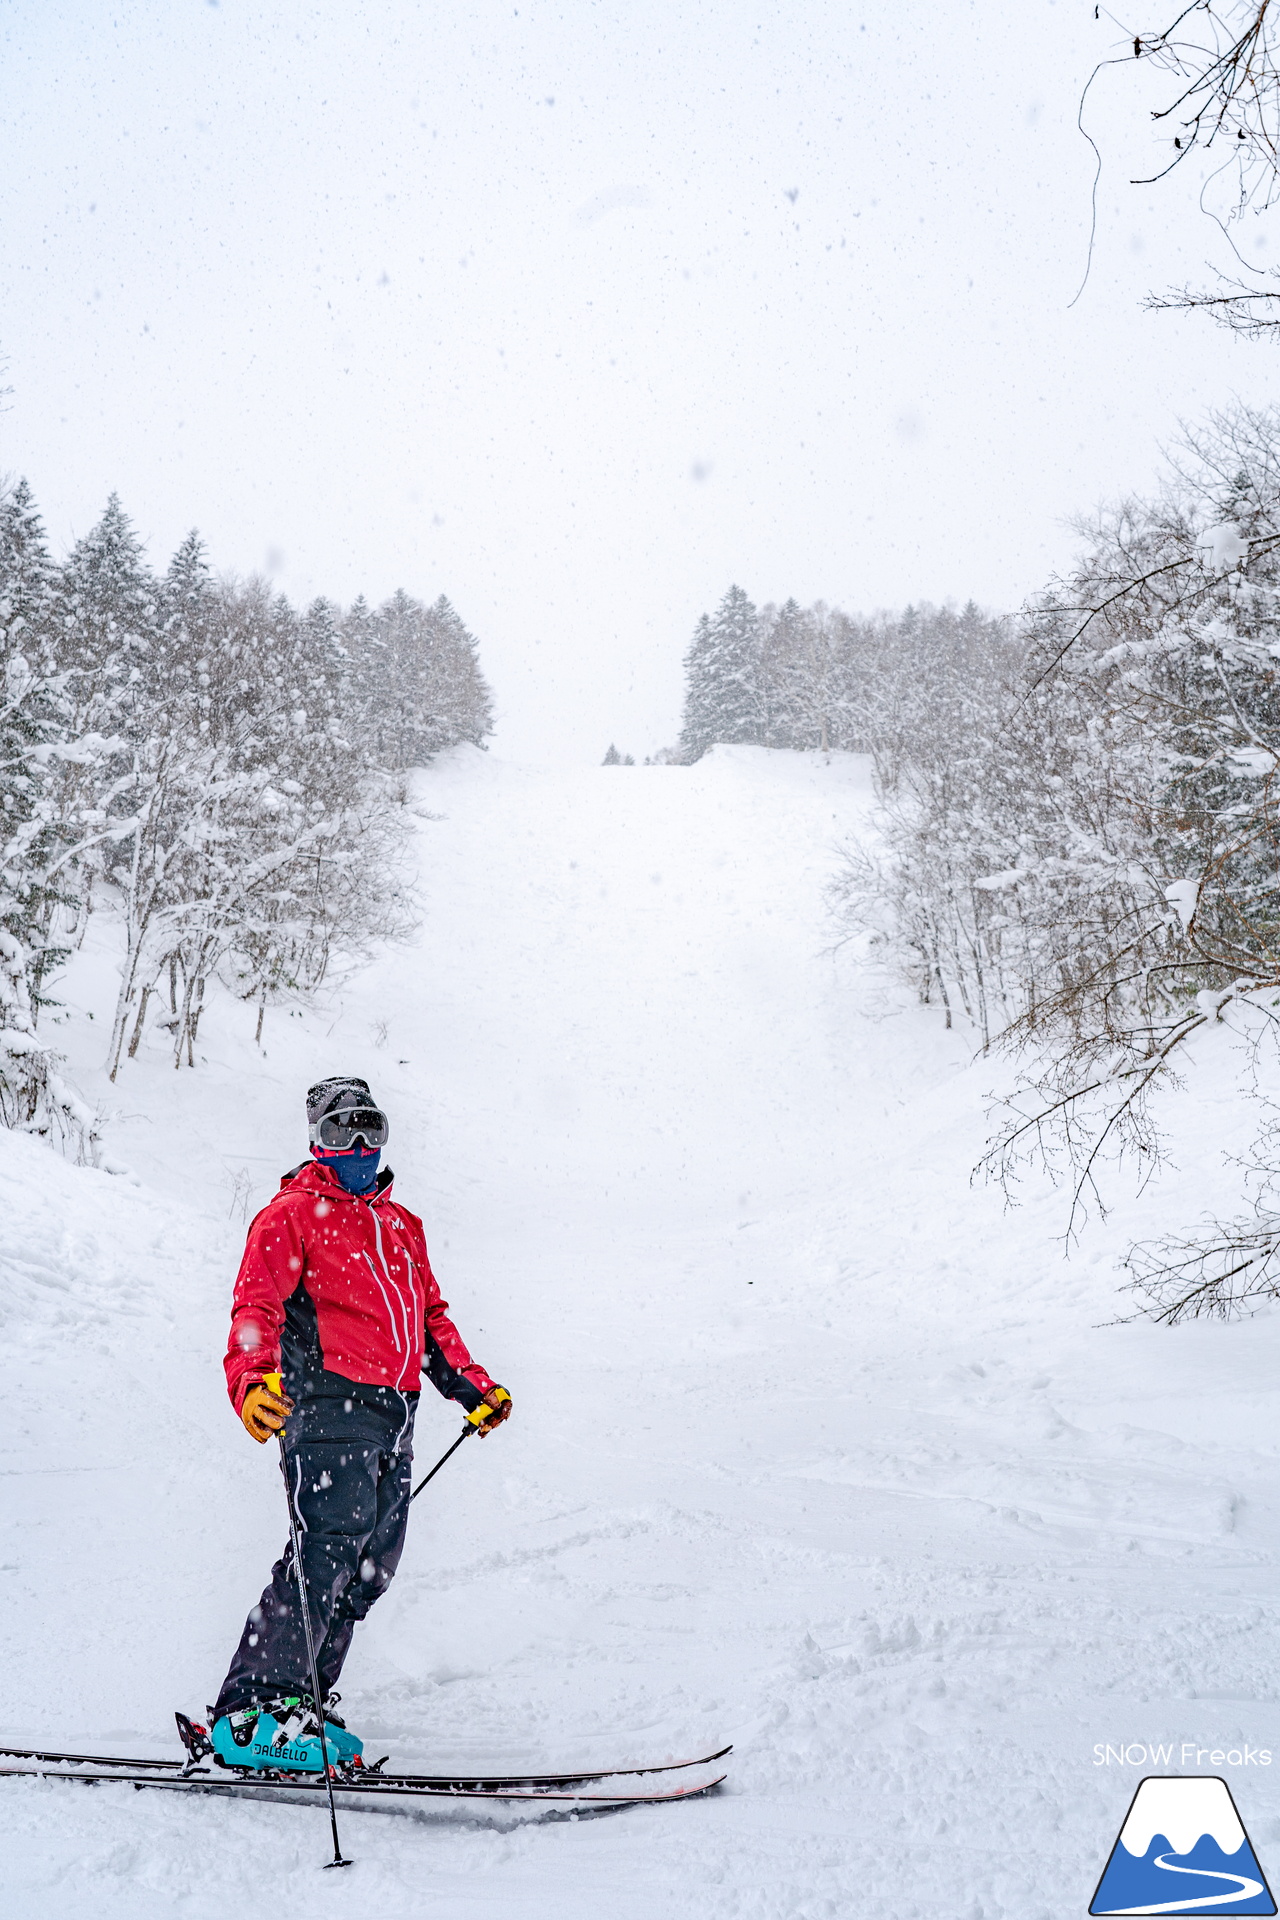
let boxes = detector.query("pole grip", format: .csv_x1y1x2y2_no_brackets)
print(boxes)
465,1386,510,1428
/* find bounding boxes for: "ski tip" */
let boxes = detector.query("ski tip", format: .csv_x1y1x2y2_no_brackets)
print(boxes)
636,1743,732,1775
655,1771,728,1802
585,1771,729,1805
605,1742,733,1779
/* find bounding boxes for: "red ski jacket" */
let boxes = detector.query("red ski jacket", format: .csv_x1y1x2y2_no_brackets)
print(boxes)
223,1159,496,1415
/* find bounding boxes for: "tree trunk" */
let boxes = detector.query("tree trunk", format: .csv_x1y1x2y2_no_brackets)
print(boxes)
127,984,153,1059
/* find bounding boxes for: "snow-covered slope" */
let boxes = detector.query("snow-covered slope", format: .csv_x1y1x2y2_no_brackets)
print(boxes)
4,745,1280,1919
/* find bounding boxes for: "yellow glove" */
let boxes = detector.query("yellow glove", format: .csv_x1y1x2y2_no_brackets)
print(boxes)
469,1386,512,1436
241,1379,294,1444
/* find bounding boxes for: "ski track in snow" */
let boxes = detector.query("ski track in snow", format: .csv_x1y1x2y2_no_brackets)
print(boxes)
4,744,1280,1917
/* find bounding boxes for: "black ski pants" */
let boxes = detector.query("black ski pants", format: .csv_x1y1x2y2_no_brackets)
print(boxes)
214,1436,414,1718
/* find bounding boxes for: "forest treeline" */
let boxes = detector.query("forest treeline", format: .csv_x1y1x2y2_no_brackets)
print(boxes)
678,585,881,759
603,589,903,768
0,481,492,1154
676,406,1280,1320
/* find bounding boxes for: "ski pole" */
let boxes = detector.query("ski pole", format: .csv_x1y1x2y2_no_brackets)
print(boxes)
264,1372,351,1871
408,1402,491,1504
409,1393,509,1502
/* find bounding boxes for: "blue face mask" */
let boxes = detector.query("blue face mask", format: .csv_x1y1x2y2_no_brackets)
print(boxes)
315,1147,382,1194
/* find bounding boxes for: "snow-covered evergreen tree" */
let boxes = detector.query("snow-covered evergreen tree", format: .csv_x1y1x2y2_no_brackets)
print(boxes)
51,492,160,740
351,590,493,767
428,594,493,750
678,587,762,760
677,615,714,761
763,597,850,749
0,481,100,1154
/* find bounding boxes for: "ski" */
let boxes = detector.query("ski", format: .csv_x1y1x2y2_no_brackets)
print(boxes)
0,1734,732,1793
370,1750,731,1789
0,1757,726,1807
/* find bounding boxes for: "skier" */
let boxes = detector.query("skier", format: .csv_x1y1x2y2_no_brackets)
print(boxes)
203,1075,511,1772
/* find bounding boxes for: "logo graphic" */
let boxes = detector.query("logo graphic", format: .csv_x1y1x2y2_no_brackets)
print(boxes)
1091,1776,1276,1915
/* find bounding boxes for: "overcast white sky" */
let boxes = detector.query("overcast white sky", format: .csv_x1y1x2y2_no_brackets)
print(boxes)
2,1,1278,759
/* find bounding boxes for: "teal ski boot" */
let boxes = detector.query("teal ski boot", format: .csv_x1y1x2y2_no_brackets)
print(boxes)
208,1694,364,1774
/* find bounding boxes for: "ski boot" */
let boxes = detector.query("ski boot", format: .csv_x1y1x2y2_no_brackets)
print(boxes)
207,1694,364,1774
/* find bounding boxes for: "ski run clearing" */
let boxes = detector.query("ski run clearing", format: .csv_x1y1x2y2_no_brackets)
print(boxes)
4,743,1280,1920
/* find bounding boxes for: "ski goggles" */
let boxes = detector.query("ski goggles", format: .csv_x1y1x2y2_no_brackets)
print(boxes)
312,1105,390,1151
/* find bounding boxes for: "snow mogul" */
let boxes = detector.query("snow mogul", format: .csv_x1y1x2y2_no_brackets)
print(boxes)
193,1075,511,1775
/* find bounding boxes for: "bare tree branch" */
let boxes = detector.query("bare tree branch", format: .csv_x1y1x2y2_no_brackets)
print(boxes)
1129,3,1279,207
1146,274,1280,332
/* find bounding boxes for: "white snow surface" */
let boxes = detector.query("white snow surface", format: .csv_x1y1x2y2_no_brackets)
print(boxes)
1118,1777,1245,1858
3,744,1280,1918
